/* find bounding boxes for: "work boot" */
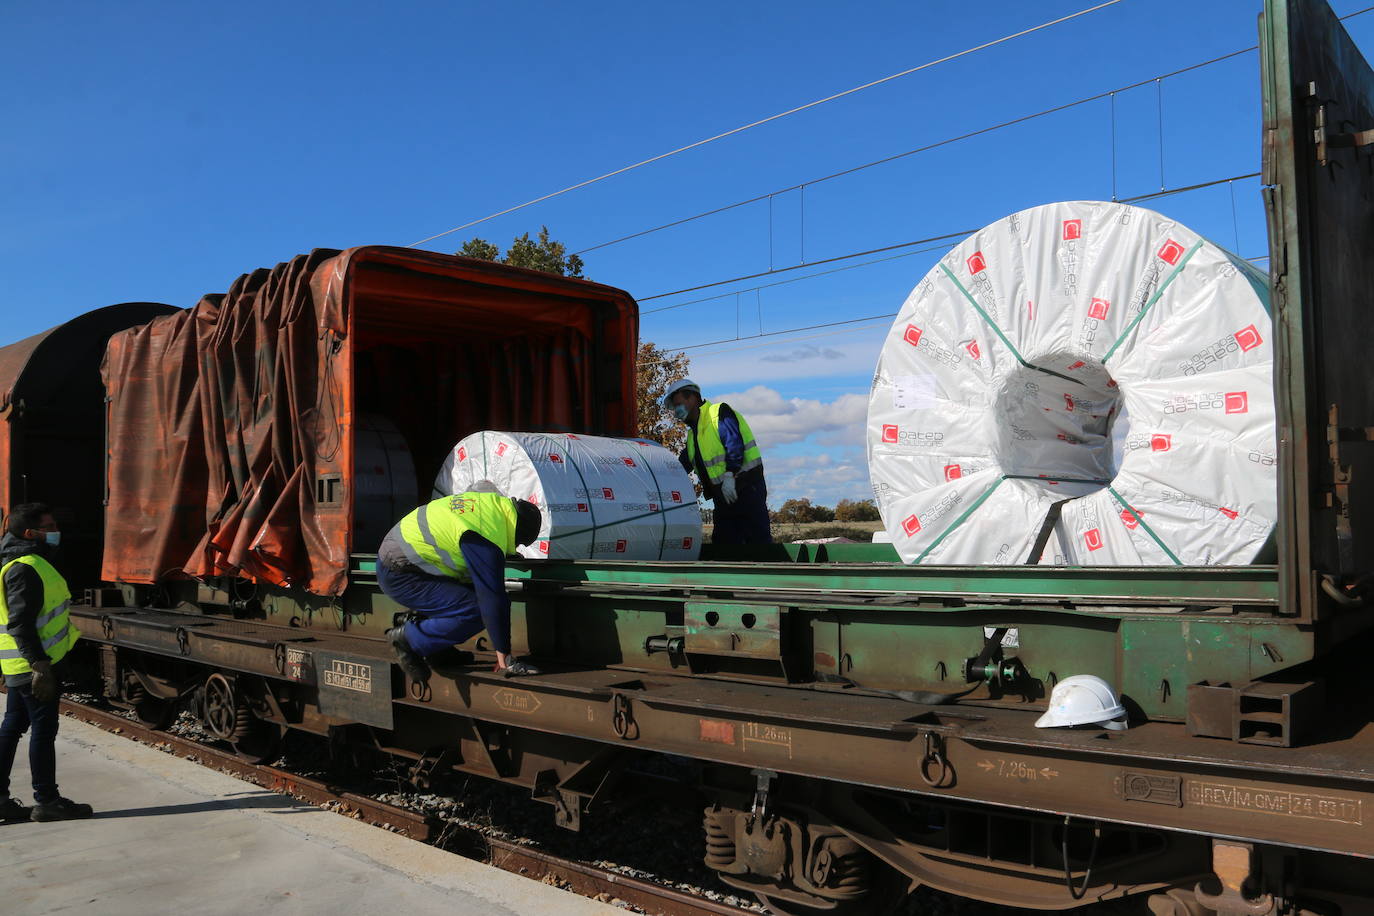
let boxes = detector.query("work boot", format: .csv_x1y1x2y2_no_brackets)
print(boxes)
31,797,93,822
500,658,542,678
0,797,31,822
386,627,431,683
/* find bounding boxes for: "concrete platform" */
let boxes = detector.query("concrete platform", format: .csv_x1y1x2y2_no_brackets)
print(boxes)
0,716,620,915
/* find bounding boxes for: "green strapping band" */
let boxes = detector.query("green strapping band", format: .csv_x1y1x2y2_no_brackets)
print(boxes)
938,264,1084,386
1102,239,1204,364
915,476,1006,563
634,446,669,560
1107,486,1182,565
534,433,598,558
548,501,702,542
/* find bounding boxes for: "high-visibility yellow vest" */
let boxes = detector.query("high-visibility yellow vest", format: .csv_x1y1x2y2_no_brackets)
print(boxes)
686,401,763,485
0,554,79,676
397,492,518,580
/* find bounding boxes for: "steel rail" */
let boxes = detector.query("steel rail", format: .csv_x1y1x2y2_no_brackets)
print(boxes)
56,698,753,916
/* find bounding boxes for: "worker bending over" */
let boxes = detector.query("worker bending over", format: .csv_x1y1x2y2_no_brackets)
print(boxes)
665,378,772,545
378,488,542,681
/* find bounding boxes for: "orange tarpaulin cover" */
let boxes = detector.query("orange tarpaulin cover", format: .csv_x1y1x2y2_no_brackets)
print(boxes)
102,246,637,595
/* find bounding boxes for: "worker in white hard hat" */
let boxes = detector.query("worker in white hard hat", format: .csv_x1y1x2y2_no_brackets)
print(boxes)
664,378,772,545
1034,675,1129,730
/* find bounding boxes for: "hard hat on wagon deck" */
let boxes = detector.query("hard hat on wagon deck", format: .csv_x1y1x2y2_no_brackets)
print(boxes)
1034,674,1129,730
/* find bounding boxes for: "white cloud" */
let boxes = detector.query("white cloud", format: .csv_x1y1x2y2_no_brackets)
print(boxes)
685,330,885,388
705,385,879,509
715,385,868,448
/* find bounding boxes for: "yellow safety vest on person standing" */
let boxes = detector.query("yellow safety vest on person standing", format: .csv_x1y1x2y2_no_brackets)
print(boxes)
0,554,79,676
397,492,518,580
686,401,763,486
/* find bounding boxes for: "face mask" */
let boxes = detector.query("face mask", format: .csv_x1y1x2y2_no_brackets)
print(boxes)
43,532,60,547
672,404,689,421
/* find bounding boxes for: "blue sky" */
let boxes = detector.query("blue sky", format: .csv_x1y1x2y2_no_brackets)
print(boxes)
6,1,1374,508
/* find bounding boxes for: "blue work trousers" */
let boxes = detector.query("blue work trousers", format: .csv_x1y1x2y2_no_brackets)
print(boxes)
712,477,773,545
0,682,60,803
377,563,485,657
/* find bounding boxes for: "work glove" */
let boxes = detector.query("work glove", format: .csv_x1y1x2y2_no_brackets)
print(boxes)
30,667,57,703
719,472,738,505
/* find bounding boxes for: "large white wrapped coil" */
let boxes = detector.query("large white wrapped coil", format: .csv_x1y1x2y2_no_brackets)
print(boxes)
867,201,1276,566
434,431,702,560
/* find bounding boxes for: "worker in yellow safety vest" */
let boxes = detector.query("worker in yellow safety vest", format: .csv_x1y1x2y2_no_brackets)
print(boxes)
377,486,544,683
0,502,92,822
665,379,772,545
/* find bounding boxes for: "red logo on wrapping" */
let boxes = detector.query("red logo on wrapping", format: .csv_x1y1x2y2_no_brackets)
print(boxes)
1225,392,1249,414
576,503,588,512
621,457,636,467
602,487,615,499
902,514,922,536
944,465,962,482
527,494,539,505
682,537,693,549
967,251,987,274
1151,434,1172,452
1158,239,1185,265
1234,325,1263,352
1120,509,1142,530
495,443,508,457
567,434,580,439
964,340,981,360
1219,506,1239,520
903,324,923,347
549,453,563,463
671,491,682,502
881,424,899,444
1063,219,1082,241
1067,360,1085,370
538,540,549,554
1084,528,1104,551
456,447,467,462
649,503,658,511
615,540,627,553
1064,394,1075,412
1088,298,1111,320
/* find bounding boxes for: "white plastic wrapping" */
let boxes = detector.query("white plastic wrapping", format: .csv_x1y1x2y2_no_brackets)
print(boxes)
433,431,702,561
868,201,1276,566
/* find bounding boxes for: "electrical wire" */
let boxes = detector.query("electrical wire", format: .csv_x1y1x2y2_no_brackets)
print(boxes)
406,1,1128,248
578,47,1256,256
579,4,1374,257
639,172,1260,305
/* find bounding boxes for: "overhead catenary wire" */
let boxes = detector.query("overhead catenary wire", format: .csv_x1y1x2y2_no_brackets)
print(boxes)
575,46,1259,257
405,1,1128,248
639,172,1261,305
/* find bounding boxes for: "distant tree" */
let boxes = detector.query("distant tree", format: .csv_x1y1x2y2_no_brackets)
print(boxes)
457,225,584,278
811,504,835,523
834,498,880,522
637,341,691,454
776,498,821,524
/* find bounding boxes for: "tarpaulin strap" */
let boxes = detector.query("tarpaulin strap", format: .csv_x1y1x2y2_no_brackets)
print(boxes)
1107,486,1182,565
1026,498,1072,564
1101,239,1203,364
534,433,599,558
939,264,1084,386
915,476,1006,563
547,501,701,542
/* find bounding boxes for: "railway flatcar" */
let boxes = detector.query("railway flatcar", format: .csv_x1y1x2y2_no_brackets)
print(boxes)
6,1,1374,913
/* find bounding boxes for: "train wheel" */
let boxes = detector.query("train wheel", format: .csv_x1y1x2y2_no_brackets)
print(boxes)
232,721,283,764
753,865,909,916
132,696,176,730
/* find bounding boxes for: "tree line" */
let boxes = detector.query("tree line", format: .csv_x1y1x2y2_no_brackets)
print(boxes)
772,498,880,524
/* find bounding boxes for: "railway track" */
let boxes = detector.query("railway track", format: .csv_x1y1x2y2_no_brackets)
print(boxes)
57,698,754,916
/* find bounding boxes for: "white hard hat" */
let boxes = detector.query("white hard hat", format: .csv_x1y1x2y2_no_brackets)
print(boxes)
663,378,701,407
1034,675,1128,730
